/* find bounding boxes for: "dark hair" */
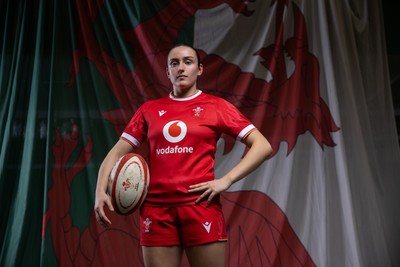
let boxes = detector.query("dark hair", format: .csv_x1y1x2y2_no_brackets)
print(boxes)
167,44,201,67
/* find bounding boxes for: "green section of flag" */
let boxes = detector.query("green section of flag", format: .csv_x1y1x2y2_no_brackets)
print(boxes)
1,0,197,265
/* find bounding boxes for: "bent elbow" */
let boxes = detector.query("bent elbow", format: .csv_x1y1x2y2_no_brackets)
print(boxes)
263,141,273,160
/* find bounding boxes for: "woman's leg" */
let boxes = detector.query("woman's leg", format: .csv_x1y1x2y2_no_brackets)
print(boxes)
142,246,183,267
185,241,226,267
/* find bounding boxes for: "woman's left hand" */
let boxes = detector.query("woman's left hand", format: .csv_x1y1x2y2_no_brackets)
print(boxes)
188,177,233,205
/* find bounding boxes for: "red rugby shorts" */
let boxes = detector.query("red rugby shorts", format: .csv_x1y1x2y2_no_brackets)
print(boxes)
140,203,227,248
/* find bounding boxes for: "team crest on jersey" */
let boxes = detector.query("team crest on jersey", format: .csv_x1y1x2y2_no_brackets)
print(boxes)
193,107,204,118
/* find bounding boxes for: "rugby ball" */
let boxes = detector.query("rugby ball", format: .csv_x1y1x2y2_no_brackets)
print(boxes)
107,153,150,215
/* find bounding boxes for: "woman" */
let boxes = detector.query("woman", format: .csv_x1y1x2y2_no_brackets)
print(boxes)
95,44,273,267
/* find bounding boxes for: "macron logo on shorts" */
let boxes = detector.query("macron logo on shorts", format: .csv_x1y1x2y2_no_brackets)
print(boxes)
202,222,212,233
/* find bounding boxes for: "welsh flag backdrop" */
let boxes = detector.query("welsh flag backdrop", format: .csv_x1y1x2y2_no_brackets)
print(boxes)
1,0,400,266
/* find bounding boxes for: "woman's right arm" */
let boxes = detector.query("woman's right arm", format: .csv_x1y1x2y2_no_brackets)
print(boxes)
94,139,134,227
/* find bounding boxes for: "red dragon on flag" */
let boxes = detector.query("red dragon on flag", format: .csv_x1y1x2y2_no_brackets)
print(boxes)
42,0,339,266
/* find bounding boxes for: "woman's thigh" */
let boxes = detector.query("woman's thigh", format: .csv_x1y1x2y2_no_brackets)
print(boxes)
185,241,226,267
142,246,183,267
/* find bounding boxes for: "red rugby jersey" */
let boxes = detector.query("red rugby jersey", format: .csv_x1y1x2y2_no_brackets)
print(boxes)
121,90,255,206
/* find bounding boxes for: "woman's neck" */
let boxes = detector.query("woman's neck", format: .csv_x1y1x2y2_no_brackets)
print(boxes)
172,87,198,98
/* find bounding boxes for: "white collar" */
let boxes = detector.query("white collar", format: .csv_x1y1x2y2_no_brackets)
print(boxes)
169,90,202,101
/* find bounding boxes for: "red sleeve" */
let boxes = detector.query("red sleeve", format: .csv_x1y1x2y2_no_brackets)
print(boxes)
217,98,255,141
120,104,148,147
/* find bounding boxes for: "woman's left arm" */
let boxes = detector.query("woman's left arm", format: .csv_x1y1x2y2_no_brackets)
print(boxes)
188,129,273,205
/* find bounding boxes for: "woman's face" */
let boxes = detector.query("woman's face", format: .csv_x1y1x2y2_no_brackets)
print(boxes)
166,46,203,96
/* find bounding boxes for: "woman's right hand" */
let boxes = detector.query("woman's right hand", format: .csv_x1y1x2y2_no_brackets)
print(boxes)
94,139,134,227
94,190,114,227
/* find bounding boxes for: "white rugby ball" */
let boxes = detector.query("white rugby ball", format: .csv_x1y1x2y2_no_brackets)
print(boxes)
107,153,149,215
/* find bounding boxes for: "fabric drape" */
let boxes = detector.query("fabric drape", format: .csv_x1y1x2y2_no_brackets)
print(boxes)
1,1,399,266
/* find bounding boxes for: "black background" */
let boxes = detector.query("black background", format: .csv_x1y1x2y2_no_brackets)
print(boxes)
383,1,400,144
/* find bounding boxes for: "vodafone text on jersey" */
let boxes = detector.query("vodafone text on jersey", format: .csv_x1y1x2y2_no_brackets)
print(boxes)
156,120,194,155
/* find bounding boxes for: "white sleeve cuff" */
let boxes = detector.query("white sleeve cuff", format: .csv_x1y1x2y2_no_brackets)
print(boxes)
237,124,256,141
121,132,141,147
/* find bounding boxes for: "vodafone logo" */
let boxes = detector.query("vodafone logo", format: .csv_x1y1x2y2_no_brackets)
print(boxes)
163,120,187,143
157,120,193,155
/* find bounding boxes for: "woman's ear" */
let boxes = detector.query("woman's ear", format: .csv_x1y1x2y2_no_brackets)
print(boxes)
198,64,204,76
